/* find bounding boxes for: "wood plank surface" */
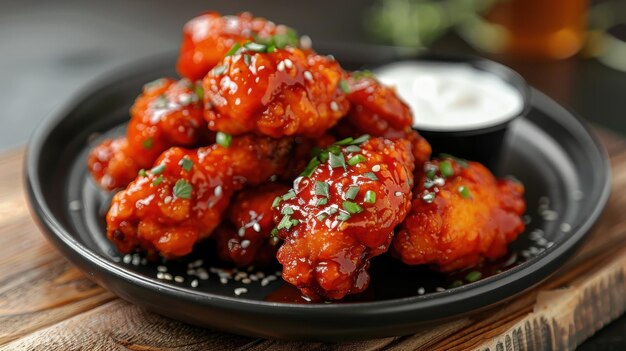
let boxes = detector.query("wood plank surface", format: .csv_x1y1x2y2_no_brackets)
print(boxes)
0,128,625,350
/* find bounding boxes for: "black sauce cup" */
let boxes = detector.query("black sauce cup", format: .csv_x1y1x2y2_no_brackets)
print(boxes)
373,54,531,171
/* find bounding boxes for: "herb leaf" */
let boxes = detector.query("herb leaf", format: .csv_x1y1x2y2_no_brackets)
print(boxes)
150,164,165,175
364,190,376,204
142,137,154,149
179,158,193,172
343,201,363,214
344,186,360,200
225,42,241,57
439,161,454,178
347,154,366,166
315,181,330,198
173,179,193,199
216,132,232,148
329,152,346,169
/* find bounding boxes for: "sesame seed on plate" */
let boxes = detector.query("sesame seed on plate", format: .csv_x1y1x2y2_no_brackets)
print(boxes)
234,287,248,296
417,287,425,295
242,278,251,284
220,277,228,284
560,223,572,232
435,287,445,292
157,265,167,272
174,276,185,283
191,279,199,288
371,165,381,172
69,200,82,211
123,254,132,264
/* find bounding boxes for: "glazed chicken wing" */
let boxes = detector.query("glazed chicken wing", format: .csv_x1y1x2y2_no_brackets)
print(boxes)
106,135,293,258
202,47,349,137
177,12,299,81
274,136,415,300
392,156,526,272
88,78,210,190
214,183,290,267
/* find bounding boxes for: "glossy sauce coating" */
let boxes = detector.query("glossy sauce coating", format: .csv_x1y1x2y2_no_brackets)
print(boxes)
88,78,210,190
106,135,293,258
202,47,349,137
275,137,415,300
214,183,290,267
177,12,293,81
392,157,526,271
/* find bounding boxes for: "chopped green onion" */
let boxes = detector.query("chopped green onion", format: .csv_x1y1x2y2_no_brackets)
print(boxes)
211,64,228,75
282,206,294,215
449,280,464,289
216,132,232,148
334,137,354,146
465,271,482,283
364,190,376,204
152,175,164,186
364,172,378,181
458,185,472,199
142,137,154,149
347,154,366,166
150,164,165,175
327,206,338,215
439,153,469,168
272,196,281,208
315,197,328,206
327,145,341,155
243,54,252,66
343,201,363,214
138,169,147,177
351,134,370,145
179,158,193,172
339,80,350,93
344,186,360,200
315,181,330,198
277,214,293,230
425,168,436,180
316,213,327,222
266,44,276,53
282,189,296,201
337,211,351,221
270,228,279,237
195,85,204,100
225,42,241,57
345,145,361,153
173,179,193,199
329,152,346,169
244,41,267,52
290,219,299,226
352,70,375,80
143,78,166,91
300,157,320,177
439,161,454,178
154,95,169,109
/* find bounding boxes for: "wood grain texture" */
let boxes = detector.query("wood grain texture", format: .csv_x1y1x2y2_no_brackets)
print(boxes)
0,127,625,351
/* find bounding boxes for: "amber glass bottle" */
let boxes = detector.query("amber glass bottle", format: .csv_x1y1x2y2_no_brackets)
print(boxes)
484,0,588,59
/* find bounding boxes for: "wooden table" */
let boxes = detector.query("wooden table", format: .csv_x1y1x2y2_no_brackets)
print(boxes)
1,128,625,351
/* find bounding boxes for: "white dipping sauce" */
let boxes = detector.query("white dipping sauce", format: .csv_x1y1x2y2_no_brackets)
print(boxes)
374,61,524,131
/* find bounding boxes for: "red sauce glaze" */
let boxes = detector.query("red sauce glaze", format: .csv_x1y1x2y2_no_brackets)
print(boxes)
177,12,294,81
106,135,294,258
214,183,290,267
392,157,526,272
274,137,415,300
202,47,349,137
88,78,211,190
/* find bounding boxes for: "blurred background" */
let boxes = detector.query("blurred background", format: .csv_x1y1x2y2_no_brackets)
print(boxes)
1,0,625,347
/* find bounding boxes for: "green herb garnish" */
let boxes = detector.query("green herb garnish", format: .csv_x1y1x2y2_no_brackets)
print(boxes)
439,161,454,178
315,197,328,206
329,152,346,169
173,179,193,199
347,154,366,166
211,64,228,75
364,172,378,181
225,42,241,57
339,80,350,93
316,213,327,222
138,169,147,177
272,196,281,208
315,181,330,198
439,153,469,168
152,175,164,186
343,201,363,214
449,280,464,289
345,145,361,153
216,132,232,148
195,85,204,100
243,54,252,66
351,134,370,145
458,185,472,199
150,164,165,175
300,157,320,177
364,190,376,204
244,41,267,52
282,189,296,201
337,211,351,221
335,137,354,146
179,158,193,172
344,186,360,200
282,206,294,215
465,271,482,283
142,137,154,149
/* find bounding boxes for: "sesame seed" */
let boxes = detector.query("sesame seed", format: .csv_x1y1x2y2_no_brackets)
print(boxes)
174,276,185,283
560,223,572,232
572,190,584,201
542,210,558,221
123,254,132,264
157,272,165,279
372,165,381,172
132,255,141,266
157,265,167,272
304,71,313,81
238,227,246,237
163,273,173,281
435,287,445,292
300,35,312,50
234,287,248,296
214,186,223,197
417,287,425,295
537,238,548,246
277,61,285,71
241,240,251,249
220,277,228,284
252,223,261,233
197,270,209,280
249,275,259,281
330,101,339,111
395,191,403,196
69,200,82,211
284,59,293,69
242,278,251,284
140,258,147,265
191,279,199,288
186,269,196,275
164,196,172,204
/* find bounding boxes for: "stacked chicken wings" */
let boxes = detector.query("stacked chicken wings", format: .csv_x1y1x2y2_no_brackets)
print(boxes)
88,12,526,301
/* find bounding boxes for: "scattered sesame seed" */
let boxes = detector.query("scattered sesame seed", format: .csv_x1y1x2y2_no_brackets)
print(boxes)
132,255,141,266
242,278,252,284
123,254,132,264
197,270,209,280
560,223,572,232
284,59,293,69
252,223,261,233
163,273,173,281
330,101,339,111
546,242,554,248
186,269,196,275
214,186,223,197
238,227,246,237
157,265,168,272
436,287,445,292
234,287,248,296
174,276,185,283
300,35,312,50
157,272,165,279
417,287,425,295
241,240,251,249
542,210,559,221
277,61,285,71
140,258,147,266
220,277,228,284
164,196,172,204
191,279,199,288
372,164,381,172
69,200,82,211
572,190,584,201
395,191,403,196
304,71,313,81
537,238,548,246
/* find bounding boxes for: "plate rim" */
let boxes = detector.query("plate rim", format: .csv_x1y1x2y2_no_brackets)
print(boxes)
24,51,612,336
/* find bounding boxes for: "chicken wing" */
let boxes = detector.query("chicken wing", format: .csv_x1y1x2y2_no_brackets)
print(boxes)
106,135,293,258
274,136,415,300
177,12,300,81
214,183,290,267
88,78,210,190
202,47,349,137
392,156,526,272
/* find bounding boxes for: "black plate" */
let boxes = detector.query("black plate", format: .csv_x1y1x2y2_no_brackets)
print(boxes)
25,49,610,341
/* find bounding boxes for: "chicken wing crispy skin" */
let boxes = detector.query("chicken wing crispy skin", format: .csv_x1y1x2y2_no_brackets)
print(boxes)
214,183,290,267
202,47,349,137
106,135,293,258
392,157,526,272
88,78,210,190
275,137,415,300
177,12,296,81
338,74,432,166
